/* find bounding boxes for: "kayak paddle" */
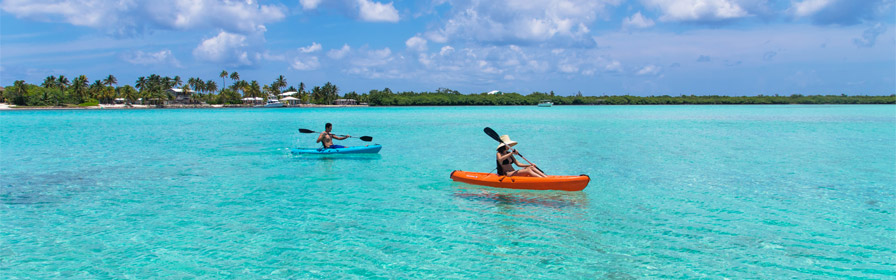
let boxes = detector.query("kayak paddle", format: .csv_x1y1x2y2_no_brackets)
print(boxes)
298,128,373,141
483,127,545,174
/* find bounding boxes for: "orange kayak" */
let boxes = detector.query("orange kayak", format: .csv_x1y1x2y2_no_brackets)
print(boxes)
450,170,590,191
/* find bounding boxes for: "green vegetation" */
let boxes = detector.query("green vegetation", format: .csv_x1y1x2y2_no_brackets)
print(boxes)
364,89,895,106
2,74,893,107
1,72,346,106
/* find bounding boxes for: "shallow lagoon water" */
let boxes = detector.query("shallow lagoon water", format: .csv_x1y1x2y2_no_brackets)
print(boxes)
1,105,894,278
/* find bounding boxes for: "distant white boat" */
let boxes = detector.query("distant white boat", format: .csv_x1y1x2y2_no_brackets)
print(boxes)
538,100,553,107
256,98,284,108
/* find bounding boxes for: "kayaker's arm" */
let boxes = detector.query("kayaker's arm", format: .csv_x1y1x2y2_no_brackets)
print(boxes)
510,150,534,168
496,152,514,162
333,134,349,140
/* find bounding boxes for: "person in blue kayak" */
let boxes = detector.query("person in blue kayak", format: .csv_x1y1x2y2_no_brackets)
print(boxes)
496,135,546,177
316,123,350,149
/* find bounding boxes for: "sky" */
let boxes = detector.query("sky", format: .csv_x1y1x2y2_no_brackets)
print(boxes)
1,0,894,96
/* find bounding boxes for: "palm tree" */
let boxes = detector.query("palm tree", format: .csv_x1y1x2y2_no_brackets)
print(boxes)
263,84,272,98
119,85,137,104
311,86,323,104
71,75,89,103
298,82,307,104
230,72,240,83
173,76,183,88
274,75,287,93
191,78,205,102
58,75,70,90
135,76,147,92
161,77,174,99
219,70,228,89
323,82,338,105
249,80,261,103
9,80,27,105
238,80,250,93
42,76,57,88
103,85,116,104
103,74,117,87
90,80,105,102
205,80,217,94
180,84,193,103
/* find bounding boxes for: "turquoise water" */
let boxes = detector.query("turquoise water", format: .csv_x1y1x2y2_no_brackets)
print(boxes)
2,105,894,278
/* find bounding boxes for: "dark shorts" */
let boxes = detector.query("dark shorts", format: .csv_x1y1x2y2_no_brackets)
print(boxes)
327,145,345,149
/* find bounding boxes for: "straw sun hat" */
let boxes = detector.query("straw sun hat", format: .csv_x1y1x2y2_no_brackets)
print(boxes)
496,135,518,150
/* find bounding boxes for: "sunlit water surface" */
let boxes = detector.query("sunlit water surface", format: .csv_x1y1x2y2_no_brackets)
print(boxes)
2,105,894,278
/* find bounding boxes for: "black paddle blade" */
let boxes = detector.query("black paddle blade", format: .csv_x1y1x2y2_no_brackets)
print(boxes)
359,136,373,141
298,129,315,133
483,127,502,143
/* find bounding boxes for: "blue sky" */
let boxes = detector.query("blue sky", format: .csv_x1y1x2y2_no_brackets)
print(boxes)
1,0,894,96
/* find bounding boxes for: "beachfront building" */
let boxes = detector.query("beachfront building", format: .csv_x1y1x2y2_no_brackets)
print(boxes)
241,97,263,105
334,99,357,105
166,88,196,104
280,96,300,106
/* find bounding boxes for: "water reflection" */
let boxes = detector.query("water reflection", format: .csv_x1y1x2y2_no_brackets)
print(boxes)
290,154,382,161
452,185,589,209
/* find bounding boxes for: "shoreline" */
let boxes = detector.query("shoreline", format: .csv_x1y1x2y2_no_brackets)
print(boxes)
0,103,371,110
2,103,894,110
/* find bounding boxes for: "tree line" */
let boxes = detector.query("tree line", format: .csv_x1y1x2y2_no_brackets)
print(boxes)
1,71,348,106
3,74,893,106
363,88,895,105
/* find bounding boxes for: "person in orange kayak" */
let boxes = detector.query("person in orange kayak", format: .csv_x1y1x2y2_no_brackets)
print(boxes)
496,135,546,177
316,123,349,148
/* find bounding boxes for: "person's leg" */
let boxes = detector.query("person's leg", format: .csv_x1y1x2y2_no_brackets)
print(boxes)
531,167,547,177
526,166,546,177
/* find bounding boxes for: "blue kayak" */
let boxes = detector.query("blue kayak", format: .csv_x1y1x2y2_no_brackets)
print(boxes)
291,144,382,154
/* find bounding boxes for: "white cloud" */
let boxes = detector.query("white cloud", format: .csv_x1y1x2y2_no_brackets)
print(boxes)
643,0,749,22
791,0,833,17
328,44,352,59
291,43,324,70
343,47,408,79
0,0,286,37
300,0,323,10
788,0,892,25
357,0,400,22
605,60,623,72
297,0,399,22
262,51,286,61
559,63,579,73
406,36,427,52
637,64,661,75
292,56,320,70
354,48,393,67
193,31,253,66
300,42,322,53
418,53,433,66
122,49,181,67
425,0,619,46
439,46,455,55
623,12,655,29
